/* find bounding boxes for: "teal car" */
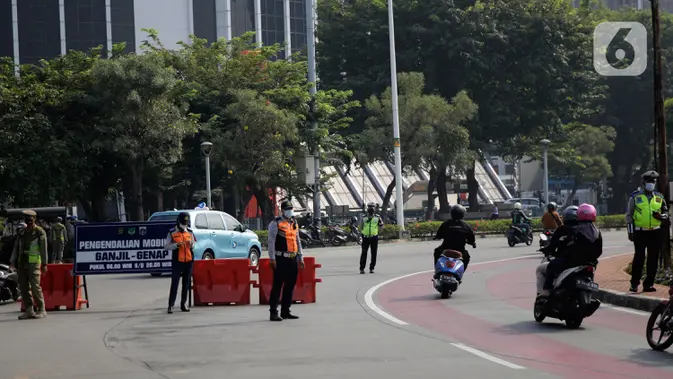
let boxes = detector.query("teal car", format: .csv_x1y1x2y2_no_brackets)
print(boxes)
148,209,263,267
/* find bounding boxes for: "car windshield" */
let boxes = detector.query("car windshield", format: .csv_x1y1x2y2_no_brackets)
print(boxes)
148,214,178,222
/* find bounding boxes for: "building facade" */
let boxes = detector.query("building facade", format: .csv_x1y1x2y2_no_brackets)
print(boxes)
0,0,308,66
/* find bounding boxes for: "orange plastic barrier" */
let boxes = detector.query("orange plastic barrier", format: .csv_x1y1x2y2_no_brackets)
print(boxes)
20,263,88,312
192,258,256,306
252,256,322,305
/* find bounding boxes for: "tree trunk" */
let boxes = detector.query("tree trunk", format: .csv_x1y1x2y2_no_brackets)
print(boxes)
381,179,395,222
129,161,145,221
156,191,164,212
425,166,437,220
436,168,451,213
466,162,479,211
564,180,580,207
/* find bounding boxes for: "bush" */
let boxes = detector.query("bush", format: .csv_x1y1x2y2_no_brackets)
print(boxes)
625,263,673,286
251,214,627,245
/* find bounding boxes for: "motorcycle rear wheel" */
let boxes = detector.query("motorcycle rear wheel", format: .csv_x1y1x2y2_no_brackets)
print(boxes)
565,317,583,329
646,302,673,351
330,237,343,247
440,290,451,299
508,239,516,247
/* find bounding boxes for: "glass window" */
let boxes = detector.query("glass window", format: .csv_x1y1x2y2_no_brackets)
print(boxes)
206,213,225,230
195,214,208,229
148,214,177,222
222,214,242,231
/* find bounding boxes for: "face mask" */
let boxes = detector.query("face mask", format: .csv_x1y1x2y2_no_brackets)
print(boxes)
367,209,374,214
179,223,187,229
24,218,34,225
283,210,294,218
645,182,656,192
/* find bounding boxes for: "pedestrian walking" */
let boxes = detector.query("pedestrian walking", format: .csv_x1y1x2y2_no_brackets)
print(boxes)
267,200,304,321
50,217,67,263
626,170,669,292
164,212,196,314
360,202,384,274
10,210,48,320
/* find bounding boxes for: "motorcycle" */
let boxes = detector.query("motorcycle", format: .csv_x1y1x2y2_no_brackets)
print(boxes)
346,222,363,245
646,287,673,351
432,247,471,299
326,225,349,246
0,263,19,302
538,229,555,250
299,227,325,248
533,254,601,328
506,221,533,247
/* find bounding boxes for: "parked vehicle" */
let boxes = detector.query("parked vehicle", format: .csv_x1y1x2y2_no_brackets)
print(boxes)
0,263,18,302
539,229,555,250
299,224,325,248
147,210,263,272
533,254,601,328
506,220,533,247
646,288,673,351
432,248,470,299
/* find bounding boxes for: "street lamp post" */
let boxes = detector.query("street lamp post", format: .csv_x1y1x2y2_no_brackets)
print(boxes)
387,0,405,231
541,139,550,206
201,141,213,208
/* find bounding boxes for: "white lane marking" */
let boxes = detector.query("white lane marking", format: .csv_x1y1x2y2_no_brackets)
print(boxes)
451,343,526,370
363,253,541,326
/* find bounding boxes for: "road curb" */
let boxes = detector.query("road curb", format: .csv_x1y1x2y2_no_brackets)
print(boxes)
594,288,663,312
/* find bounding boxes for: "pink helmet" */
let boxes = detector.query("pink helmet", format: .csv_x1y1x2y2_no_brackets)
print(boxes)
577,203,597,222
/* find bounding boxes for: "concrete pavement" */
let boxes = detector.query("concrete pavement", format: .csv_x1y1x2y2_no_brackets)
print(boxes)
0,231,666,379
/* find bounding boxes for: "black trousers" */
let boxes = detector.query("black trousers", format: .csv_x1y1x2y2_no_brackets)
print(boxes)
269,255,299,315
360,236,379,270
631,229,662,288
433,248,471,270
168,261,193,307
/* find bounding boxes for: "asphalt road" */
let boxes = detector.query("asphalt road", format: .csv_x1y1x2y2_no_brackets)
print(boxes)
0,231,670,379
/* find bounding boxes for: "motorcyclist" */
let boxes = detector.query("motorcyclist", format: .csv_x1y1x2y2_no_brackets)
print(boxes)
541,202,563,230
537,204,602,298
511,202,532,241
433,204,476,270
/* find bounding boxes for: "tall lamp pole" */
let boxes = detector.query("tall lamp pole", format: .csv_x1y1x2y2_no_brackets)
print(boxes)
201,141,213,208
651,0,670,267
387,0,405,230
306,0,321,227
541,139,550,206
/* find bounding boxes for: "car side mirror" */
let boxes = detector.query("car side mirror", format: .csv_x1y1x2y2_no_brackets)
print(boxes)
235,224,245,232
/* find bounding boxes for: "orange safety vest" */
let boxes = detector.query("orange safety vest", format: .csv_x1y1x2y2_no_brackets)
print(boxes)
275,218,298,253
171,230,193,262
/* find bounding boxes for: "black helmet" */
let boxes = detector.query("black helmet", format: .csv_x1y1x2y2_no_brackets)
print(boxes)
450,204,466,220
562,206,579,223
280,200,293,210
642,170,659,183
547,202,557,212
177,212,190,225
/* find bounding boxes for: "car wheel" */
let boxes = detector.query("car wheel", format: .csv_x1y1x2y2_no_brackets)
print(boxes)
249,247,261,267
202,251,215,260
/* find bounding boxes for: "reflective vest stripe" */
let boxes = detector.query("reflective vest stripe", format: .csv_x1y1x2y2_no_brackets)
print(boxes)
23,238,41,264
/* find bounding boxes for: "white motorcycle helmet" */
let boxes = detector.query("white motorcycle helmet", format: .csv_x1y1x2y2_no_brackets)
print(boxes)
513,202,522,210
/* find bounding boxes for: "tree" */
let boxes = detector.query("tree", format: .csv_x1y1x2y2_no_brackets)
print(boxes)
356,72,474,219
87,52,195,220
544,123,616,206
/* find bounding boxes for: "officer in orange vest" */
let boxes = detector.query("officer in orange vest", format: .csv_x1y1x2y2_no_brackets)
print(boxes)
164,212,196,314
267,200,304,321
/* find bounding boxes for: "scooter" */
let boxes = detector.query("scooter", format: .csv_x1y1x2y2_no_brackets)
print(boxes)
538,229,555,250
646,287,673,351
0,263,19,302
533,254,601,328
432,248,470,299
299,227,325,248
506,221,533,247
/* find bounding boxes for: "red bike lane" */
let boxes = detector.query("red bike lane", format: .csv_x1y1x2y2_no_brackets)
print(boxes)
376,259,673,379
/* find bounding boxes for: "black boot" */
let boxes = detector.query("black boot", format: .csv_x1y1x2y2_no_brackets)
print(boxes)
270,312,282,321
167,306,173,314
281,312,299,319
180,304,190,312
